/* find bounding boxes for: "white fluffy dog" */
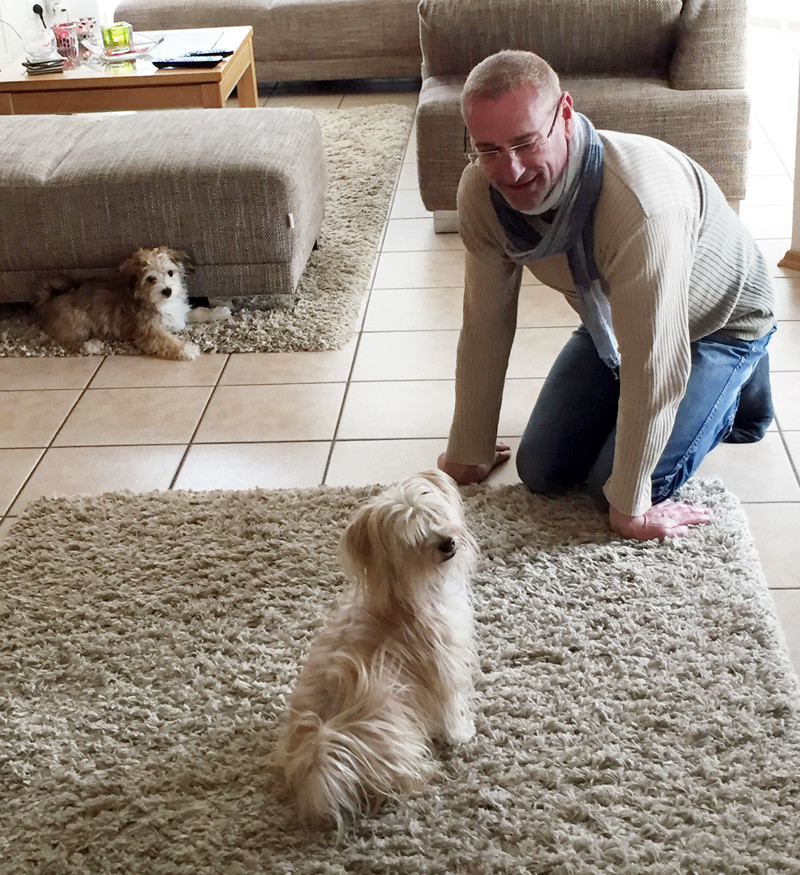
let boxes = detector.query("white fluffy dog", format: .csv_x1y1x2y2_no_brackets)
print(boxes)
33,246,230,359
274,469,479,831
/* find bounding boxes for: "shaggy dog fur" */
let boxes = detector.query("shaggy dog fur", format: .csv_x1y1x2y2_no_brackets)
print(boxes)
33,246,230,359
274,469,479,831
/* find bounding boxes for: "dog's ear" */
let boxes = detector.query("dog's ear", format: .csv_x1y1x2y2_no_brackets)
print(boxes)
166,248,194,274
119,250,145,289
340,504,401,613
417,468,462,507
341,508,373,572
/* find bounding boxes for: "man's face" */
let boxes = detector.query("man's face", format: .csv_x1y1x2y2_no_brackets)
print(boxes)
465,85,573,212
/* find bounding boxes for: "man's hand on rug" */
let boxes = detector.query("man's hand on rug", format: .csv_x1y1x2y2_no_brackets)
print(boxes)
438,442,511,484
609,500,712,541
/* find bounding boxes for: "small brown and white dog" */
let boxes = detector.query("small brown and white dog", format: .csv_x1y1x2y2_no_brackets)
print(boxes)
33,246,230,359
274,469,479,831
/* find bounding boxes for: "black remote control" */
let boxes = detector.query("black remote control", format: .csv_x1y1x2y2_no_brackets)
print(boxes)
152,55,225,69
185,50,233,57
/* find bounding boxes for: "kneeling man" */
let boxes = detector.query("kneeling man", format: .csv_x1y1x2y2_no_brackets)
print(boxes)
438,50,776,542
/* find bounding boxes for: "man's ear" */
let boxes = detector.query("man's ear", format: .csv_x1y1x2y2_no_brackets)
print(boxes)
561,91,575,139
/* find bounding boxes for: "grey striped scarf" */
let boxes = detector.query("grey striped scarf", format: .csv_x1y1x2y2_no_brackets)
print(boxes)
489,113,620,370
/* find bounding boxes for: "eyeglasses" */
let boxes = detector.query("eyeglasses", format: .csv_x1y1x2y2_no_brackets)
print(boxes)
466,93,564,168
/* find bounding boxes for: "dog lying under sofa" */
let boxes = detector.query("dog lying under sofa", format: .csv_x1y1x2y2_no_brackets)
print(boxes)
33,246,231,360
0,107,326,307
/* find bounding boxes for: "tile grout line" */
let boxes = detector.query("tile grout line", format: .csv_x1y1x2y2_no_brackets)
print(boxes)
776,417,800,491
167,354,233,491
2,356,106,521
321,112,414,485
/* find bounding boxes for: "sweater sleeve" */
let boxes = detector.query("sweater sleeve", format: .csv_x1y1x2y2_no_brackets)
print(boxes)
601,207,696,516
446,169,523,466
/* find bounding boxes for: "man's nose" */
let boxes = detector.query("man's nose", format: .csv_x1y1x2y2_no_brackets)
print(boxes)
495,149,526,182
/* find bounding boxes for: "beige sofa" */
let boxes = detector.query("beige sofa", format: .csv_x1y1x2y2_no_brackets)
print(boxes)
113,0,423,82
415,0,750,228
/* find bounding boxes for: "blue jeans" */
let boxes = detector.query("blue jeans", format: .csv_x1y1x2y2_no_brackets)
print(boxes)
516,325,775,509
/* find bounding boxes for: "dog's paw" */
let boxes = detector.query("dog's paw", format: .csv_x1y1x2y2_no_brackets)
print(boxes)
187,305,233,324
179,341,201,361
81,339,105,356
448,718,476,744
211,306,232,322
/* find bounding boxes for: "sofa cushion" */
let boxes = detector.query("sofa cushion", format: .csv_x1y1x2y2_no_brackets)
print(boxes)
419,0,683,78
263,0,421,64
671,0,747,90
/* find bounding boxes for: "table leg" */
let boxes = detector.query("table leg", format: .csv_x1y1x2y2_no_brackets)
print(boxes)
236,39,259,108
201,83,225,109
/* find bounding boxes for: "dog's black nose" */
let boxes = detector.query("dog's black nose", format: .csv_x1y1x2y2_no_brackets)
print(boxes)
161,287,172,298
438,536,456,558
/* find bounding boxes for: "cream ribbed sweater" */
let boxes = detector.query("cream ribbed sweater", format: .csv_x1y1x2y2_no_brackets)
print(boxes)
448,130,775,516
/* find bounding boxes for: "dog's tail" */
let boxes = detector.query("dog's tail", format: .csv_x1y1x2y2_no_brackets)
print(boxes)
275,652,432,832
32,275,75,308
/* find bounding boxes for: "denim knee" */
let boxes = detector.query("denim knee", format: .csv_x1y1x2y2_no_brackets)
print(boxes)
516,438,573,495
724,351,774,444
649,400,738,504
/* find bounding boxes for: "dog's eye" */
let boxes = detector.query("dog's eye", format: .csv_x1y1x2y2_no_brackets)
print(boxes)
146,275,157,284
167,270,174,277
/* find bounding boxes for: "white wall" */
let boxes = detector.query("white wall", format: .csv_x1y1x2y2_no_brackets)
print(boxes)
749,0,800,29
0,0,115,62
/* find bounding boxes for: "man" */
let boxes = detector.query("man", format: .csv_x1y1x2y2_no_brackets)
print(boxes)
437,50,776,542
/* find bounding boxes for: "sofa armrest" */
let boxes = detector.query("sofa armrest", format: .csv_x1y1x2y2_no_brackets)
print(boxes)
416,75,469,213
670,0,747,90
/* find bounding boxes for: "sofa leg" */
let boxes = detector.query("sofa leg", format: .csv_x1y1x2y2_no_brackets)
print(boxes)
433,210,459,233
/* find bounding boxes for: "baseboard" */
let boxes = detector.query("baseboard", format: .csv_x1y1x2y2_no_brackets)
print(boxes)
433,210,459,234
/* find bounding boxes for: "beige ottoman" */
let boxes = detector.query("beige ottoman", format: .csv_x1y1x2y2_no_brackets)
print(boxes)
0,107,326,306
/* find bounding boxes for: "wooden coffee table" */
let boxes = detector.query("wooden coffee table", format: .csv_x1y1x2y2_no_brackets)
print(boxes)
0,26,258,114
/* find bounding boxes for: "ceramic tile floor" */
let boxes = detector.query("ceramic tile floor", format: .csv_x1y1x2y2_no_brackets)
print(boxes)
1,23,799,673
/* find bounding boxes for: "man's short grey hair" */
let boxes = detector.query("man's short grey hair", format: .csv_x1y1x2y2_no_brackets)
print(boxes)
461,50,561,119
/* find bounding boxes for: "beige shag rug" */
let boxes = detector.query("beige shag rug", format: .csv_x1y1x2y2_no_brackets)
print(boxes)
0,104,412,357
2,478,799,872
